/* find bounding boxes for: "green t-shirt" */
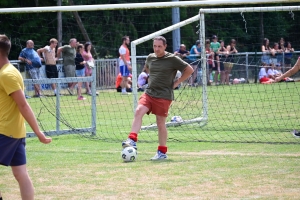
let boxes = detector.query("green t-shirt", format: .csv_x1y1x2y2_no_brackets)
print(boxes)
210,42,220,53
62,45,76,66
145,52,188,100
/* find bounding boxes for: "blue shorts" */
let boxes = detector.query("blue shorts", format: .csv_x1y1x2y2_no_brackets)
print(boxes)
76,68,85,77
119,65,130,77
0,134,26,166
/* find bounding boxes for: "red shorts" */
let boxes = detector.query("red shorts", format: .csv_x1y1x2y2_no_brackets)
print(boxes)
259,77,270,83
139,93,172,117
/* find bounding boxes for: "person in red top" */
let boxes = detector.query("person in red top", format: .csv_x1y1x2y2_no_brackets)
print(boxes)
115,73,132,92
205,39,215,85
119,36,132,94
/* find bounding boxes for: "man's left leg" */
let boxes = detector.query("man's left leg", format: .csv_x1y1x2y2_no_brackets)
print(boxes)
151,115,168,160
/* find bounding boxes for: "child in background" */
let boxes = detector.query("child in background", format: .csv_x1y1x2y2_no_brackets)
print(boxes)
210,35,221,72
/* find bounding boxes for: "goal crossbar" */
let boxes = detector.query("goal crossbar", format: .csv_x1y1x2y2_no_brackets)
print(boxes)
199,5,300,13
0,0,296,14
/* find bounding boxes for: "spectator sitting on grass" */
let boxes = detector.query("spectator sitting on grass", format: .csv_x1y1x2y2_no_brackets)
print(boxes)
137,67,149,92
258,63,273,84
116,73,132,92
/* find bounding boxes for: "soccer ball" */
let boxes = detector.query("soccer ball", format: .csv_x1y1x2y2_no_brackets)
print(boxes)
171,116,183,123
121,147,137,162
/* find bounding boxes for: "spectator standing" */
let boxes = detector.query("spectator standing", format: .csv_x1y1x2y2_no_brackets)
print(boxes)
284,41,294,71
277,37,285,67
174,44,190,62
210,35,221,72
37,38,58,96
205,39,215,86
75,44,86,100
57,38,77,95
216,40,228,84
81,42,95,96
0,34,52,200
119,36,132,95
224,39,238,85
187,40,201,86
270,42,282,68
121,36,194,160
18,40,42,97
261,38,272,66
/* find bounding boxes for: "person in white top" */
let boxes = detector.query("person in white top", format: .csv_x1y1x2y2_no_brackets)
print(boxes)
258,63,273,83
267,65,277,80
137,67,148,92
119,36,131,94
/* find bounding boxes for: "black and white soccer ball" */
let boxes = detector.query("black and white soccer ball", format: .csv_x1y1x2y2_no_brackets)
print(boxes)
121,147,137,162
171,116,183,123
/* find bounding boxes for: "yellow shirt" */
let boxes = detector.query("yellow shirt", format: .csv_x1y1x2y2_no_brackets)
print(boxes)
0,63,25,138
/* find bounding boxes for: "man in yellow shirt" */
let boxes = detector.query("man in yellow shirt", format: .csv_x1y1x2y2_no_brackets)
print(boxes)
0,34,52,200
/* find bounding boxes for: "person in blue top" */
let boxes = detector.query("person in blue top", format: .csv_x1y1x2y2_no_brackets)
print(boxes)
187,40,201,86
18,40,42,97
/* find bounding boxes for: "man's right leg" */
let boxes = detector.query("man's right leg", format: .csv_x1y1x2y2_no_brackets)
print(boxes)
122,104,149,150
12,165,34,200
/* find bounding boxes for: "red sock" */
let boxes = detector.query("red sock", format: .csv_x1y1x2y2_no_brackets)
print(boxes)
158,146,167,154
128,132,138,142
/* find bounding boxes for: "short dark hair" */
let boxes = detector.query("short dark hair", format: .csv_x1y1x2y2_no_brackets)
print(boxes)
0,34,11,56
195,40,200,45
212,35,217,39
76,44,83,52
153,36,167,45
122,36,129,43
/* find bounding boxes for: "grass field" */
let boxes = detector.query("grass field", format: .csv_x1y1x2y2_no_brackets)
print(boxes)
1,82,300,199
26,82,300,143
0,135,300,199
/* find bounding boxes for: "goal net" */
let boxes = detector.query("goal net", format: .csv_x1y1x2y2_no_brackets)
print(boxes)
2,2,300,144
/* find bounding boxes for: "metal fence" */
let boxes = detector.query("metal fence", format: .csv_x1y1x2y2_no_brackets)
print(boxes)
10,51,300,90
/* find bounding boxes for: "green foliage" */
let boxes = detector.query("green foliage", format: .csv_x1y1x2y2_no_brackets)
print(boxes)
0,1,299,59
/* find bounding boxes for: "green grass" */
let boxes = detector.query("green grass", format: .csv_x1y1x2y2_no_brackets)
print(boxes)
1,135,300,199
26,82,300,143
3,82,298,198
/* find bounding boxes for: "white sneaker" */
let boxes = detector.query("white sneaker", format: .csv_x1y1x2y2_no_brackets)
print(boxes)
151,150,167,160
122,138,137,150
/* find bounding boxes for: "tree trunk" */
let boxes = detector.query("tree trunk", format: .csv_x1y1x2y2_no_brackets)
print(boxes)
259,7,264,45
68,0,98,58
57,0,62,47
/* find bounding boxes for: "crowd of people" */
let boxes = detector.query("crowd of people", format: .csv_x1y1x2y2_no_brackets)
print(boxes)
15,35,298,98
173,35,238,86
259,37,295,84
18,38,97,100
173,36,297,86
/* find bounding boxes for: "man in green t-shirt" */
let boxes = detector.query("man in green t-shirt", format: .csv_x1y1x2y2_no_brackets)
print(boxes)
57,38,77,95
122,36,194,160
